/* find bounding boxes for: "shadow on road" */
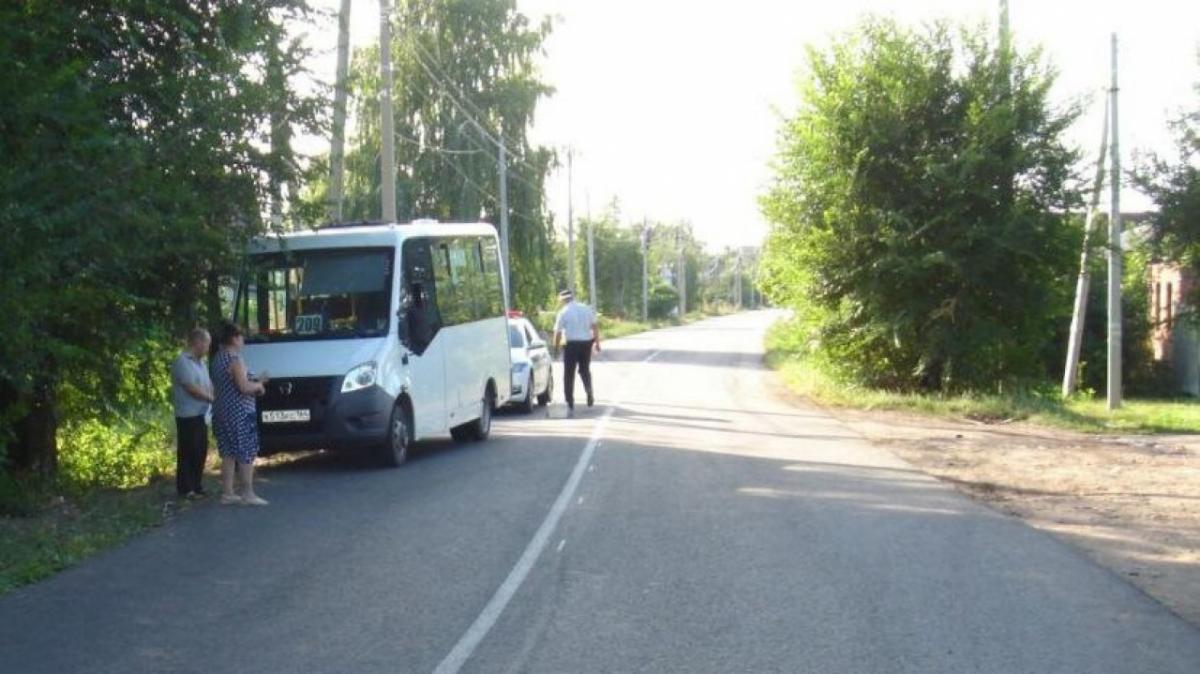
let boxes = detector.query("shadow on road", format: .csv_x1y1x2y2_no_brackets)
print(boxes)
257,437,476,476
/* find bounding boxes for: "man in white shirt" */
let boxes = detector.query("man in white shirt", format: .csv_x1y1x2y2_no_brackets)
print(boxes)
553,289,600,412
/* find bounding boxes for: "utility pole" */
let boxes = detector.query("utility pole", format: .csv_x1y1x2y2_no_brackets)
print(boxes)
641,218,649,322
378,0,397,223
1062,97,1110,397
1107,34,1123,410
676,229,685,317
566,148,575,294
735,248,742,310
999,0,1010,56
497,140,511,308
681,242,687,316
267,46,289,231
327,0,352,223
586,192,596,310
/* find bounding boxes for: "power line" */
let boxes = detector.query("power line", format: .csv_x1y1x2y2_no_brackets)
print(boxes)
408,42,502,146
393,129,482,156
404,47,551,205
408,40,540,167
437,153,545,225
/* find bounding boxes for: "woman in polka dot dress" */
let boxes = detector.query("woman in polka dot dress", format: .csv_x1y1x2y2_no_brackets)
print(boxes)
212,322,269,506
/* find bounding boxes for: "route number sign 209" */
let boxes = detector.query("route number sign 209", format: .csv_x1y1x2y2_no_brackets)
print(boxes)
294,314,323,335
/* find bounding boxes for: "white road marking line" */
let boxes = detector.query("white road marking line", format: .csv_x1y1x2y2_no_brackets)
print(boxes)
556,539,566,553
432,406,612,674
588,465,594,472
431,349,660,674
576,496,585,505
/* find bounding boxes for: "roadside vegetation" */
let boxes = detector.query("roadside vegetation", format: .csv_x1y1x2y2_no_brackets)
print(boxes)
766,319,1200,434
760,16,1200,430
0,473,189,595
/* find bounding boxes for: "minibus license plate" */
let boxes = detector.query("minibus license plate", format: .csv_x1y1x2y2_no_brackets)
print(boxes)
262,409,310,423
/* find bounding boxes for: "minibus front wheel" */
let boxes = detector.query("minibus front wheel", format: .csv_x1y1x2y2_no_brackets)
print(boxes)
380,400,413,467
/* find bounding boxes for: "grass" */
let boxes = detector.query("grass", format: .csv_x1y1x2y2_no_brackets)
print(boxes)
0,412,215,597
765,323,1200,435
0,474,211,595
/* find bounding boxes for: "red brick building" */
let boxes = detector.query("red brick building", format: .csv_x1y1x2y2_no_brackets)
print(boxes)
1149,262,1199,395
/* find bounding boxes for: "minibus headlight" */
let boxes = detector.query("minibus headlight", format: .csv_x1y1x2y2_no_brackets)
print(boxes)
341,362,377,393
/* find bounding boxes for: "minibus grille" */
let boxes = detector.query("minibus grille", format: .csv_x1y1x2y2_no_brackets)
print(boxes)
258,376,336,433
262,377,335,407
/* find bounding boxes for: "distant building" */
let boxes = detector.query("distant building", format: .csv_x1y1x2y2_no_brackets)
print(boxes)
1149,261,1199,396
1119,211,1199,396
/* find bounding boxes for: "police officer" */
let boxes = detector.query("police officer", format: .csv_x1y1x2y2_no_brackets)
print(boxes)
553,289,601,413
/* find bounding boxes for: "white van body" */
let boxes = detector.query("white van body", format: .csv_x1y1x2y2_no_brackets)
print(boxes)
233,222,511,462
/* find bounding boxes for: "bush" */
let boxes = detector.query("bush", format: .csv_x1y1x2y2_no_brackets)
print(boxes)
647,283,678,320
0,471,40,517
57,413,173,490
53,337,177,491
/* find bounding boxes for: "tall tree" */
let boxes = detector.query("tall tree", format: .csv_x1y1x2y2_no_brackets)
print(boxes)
760,18,1081,392
0,1,322,474
331,0,557,311
1136,66,1200,308
576,204,644,318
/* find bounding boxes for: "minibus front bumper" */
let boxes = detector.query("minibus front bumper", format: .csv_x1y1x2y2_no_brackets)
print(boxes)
256,376,393,453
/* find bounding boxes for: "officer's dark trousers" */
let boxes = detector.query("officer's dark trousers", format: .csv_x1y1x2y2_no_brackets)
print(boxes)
562,340,594,407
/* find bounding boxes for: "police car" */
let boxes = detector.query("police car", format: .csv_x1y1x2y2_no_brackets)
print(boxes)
506,311,553,412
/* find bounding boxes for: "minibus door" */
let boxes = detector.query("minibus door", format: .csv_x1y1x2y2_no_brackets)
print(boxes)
400,240,448,437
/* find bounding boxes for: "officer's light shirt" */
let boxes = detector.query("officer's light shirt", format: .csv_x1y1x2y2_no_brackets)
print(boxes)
555,302,596,342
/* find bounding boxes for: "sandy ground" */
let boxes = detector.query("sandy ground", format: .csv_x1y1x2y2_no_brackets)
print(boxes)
814,404,1200,627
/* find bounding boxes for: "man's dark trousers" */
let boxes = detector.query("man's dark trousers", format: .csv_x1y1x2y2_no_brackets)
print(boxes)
175,415,208,495
562,340,594,408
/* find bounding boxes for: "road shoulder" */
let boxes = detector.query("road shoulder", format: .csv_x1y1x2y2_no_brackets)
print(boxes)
764,373,1200,628
810,399,1200,627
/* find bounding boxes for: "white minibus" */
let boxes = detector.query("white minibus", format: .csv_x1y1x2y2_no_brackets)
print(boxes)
233,221,511,466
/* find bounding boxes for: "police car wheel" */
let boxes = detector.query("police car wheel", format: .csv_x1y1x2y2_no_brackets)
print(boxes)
536,374,552,407
517,374,535,413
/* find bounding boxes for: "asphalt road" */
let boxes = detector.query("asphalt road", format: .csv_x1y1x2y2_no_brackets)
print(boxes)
3,311,1200,673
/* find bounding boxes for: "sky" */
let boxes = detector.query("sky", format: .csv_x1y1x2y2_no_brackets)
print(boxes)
304,0,1200,251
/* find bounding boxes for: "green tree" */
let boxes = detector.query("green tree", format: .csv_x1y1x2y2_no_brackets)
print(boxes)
1074,227,1160,396
329,0,557,311
646,221,703,314
0,1,322,475
1136,67,1200,309
703,247,762,310
761,18,1081,392
576,203,645,317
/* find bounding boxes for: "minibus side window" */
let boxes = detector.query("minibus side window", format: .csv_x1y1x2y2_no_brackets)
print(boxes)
418,236,503,328
480,236,504,316
453,238,486,321
436,241,470,326
401,239,442,354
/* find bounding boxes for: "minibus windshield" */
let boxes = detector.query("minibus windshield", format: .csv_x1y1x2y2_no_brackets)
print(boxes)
238,247,394,342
